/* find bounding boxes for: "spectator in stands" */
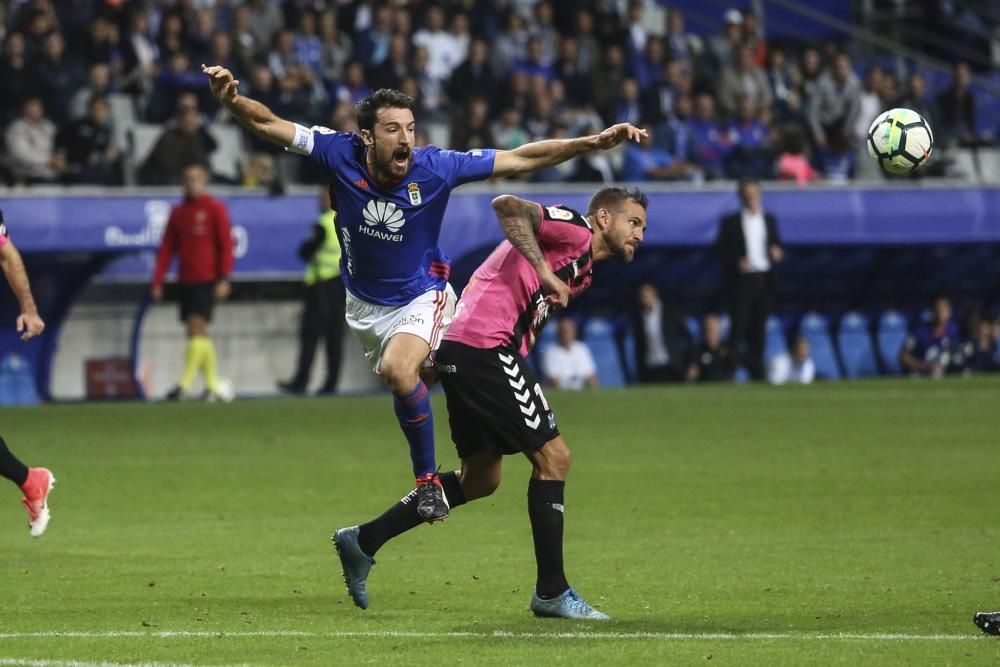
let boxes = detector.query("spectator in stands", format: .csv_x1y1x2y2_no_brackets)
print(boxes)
691,313,735,382
654,93,701,172
853,67,885,144
808,52,861,151
121,7,159,97
798,47,824,116
591,44,629,122
279,188,344,396
716,178,783,380
448,38,495,106
816,125,855,183
188,9,217,67
452,96,496,152
706,9,745,83
151,163,234,402
622,123,700,182
149,52,205,123
725,95,773,179
0,32,31,125
632,37,666,92
532,1,559,63
899,296,960,377
70,63,112,122
690,93,731,180
246,0,284,58
4,97,64,185
138,104,217,186
900,72,935,128
331,61,371,106
631,282,695,383
157,12,188,62
515,36,555,83
573,9,601,74
776,125,818,186
664,8,702,67
56,95,119,185
229,5,259,76
318,10,352,85
768,336,816,385
936,62,979,147
493,10,529,78
741,11,766,67
369,34,411,93
493,107,530,152
413,5,464,85
612,78,642,127
766,48,800,115
30,32,85,126
963,316,999,373
85,15,123,71
542,318,598,390
717,45,772,119
354,4,392,67
293,11,323,80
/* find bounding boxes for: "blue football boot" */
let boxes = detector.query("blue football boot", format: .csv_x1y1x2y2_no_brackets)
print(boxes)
530,587,610,620
332,526,375,609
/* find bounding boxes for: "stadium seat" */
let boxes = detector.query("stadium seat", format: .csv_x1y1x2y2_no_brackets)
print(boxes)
582,317,626,388
797,312,841,380
877,310,909,375
0,353,40,406
206,124,247,183
684,315,701,342
764,316,788,367
129,123,163,172
976,148,1000,184
837,311,879,378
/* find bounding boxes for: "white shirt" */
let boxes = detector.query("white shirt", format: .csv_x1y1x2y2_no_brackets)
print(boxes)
642,303,670,367
741,208,771,273
542,341,597,390
768,354,816,385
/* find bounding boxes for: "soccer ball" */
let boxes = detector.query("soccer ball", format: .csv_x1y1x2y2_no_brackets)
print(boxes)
866,108,934,175
214,377,235,402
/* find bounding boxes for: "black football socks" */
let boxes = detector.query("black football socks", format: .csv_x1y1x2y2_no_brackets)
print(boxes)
0,436,29,486
357,471,467,557
528,478,570,600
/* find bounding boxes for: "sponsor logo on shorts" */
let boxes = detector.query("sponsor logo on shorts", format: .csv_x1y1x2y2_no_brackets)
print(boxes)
391,314,425,331
436,363,457,374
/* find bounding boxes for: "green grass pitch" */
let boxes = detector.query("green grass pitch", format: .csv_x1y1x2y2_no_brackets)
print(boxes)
1,377,1000,665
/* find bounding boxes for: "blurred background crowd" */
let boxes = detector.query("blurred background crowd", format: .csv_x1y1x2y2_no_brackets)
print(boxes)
2,0,1000,188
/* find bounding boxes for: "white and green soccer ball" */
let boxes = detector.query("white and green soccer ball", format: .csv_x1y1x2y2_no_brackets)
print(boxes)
866,108,934,175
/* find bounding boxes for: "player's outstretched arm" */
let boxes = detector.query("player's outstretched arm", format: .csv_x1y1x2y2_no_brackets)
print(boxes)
0,239,44,340
491,195,569,308
202,64,295,148
491,123,647,178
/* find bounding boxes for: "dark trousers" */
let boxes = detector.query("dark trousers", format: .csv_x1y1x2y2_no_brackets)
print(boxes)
290,277,346,391
728,272,771,381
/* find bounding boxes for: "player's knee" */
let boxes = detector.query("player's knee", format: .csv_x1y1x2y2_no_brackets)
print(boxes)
379,358,419,393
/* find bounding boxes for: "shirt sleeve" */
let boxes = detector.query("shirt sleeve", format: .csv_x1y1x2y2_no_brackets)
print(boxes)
214,201,234,279
152,212,178,287
427,147,497,187
536,204,590,253
290,125,353,173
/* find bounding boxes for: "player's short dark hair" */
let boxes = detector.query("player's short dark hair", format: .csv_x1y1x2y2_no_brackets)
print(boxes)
356,89,415,132
586,187,648,217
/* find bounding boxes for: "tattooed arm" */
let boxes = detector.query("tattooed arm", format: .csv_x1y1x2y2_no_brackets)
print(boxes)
491,195,570,308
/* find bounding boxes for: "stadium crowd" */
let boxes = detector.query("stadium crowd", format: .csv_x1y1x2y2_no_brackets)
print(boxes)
0,0,997,187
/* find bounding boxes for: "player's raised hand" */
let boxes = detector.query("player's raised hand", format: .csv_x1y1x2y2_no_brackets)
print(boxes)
594,123,647,150
202,64,240,104
17,311,44,341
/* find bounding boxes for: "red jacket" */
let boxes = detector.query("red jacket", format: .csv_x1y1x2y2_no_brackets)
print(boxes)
152,194,234,287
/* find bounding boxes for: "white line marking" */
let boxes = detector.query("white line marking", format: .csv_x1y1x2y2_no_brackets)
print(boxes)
0,630,983,642
0,659,201,667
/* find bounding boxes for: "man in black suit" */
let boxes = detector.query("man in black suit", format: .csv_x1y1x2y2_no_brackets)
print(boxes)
715,178,783,380
631,282,695,383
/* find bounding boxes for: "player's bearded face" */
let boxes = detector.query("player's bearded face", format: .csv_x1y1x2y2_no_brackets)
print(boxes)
368,107,416,181
605,202,647,262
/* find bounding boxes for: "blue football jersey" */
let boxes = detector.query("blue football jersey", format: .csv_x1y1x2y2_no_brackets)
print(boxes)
305,130,495,306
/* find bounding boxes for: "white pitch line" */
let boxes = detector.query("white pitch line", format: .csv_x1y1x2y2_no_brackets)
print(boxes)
0,660,200,667
0,630,984,642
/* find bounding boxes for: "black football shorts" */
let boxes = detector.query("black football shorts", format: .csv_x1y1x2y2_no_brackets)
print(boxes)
436,340,559,459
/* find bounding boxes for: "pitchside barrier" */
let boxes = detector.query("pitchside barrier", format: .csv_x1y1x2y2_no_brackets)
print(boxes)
0,183,997,400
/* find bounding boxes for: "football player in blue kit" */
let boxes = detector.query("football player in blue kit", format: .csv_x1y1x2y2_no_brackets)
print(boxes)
201,64,644,527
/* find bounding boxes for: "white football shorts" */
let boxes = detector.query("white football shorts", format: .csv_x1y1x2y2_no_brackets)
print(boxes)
345,284,457,373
